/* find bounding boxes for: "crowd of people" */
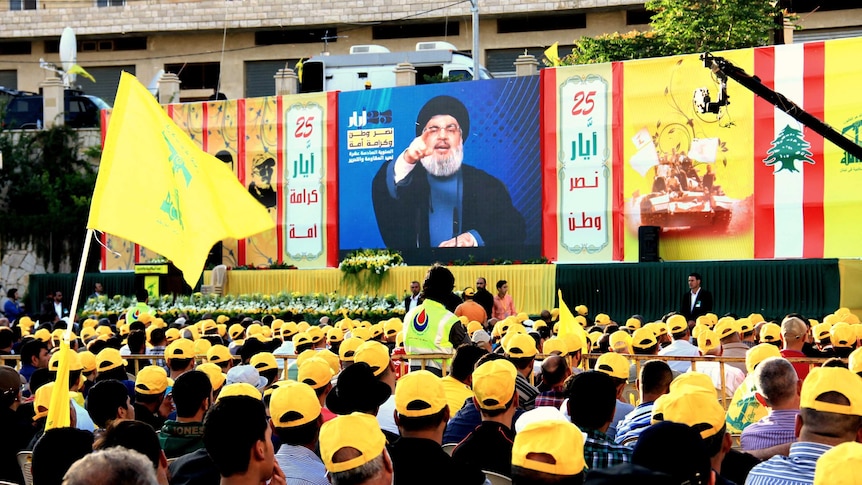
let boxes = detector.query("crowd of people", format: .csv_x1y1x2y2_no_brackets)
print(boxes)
1,265,862,485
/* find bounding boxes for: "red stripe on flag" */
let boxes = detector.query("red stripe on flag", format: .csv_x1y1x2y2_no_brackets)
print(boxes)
802,42,825,258
201,102,209,150
540,67,558,261
326,91,340,268
612,61,624,261
237,98,247,266
100,232,107,271
753,46,776,259
276,96,284,264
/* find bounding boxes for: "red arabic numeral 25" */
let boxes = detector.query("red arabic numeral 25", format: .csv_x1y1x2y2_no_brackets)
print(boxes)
294,116,314,138
571,91,597,116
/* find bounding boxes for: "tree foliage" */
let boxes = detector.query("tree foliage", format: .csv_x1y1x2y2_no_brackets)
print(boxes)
0,125,99,272
559,0,783,65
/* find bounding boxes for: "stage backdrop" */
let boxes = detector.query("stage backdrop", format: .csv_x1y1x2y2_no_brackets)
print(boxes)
542,36,862,262
337,77,542,265
100,91,338,275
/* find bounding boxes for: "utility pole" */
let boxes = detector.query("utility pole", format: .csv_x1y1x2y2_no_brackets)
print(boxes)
470,0,479,80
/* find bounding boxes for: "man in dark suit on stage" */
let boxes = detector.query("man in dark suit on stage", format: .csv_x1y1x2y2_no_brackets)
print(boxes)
404,280,421,313
679,272,713,324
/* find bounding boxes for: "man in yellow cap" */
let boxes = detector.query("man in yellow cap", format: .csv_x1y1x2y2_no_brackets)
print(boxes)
658,314,700,373
505,333,539,411
695,328,745,399
511,418,586,484
389,371,486,484
441,345,484,415
404,265,471,376
451,359,519,476
354,341,399,437
270,381,328,485
319,413,393,485
746,366,862,485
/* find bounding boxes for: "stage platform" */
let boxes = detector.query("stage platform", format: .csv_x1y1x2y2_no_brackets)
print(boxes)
29,258,862,321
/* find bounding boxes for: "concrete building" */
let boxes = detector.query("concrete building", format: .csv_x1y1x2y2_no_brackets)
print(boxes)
1,0,861,103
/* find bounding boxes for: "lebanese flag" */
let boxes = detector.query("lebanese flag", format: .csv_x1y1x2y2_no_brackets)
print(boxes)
753,42,825,258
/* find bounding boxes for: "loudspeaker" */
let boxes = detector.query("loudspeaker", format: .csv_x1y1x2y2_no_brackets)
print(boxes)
638,226,660,262
206,242,223,267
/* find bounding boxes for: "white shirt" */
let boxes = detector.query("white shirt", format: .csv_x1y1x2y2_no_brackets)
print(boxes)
658,339,701,373
690,288,700,312
377,394,400,436
407,295,419,313
695,360,746,398
53,301,63,319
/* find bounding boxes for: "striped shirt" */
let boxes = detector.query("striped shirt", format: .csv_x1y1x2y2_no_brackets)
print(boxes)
515,373,539,411
744,442,831,485
740,409,799,451
275,444,329,485
615,402,655,447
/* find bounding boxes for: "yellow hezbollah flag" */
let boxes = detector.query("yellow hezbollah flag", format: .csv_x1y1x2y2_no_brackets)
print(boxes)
88,72,275,287
556,289,579,336
45,340,71,430
544,42,561,67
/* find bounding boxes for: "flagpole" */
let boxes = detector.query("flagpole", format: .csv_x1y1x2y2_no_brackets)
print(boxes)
65,228,95,342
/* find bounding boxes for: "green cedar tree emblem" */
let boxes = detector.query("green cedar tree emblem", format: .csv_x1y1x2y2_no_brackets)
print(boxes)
763,124,815,173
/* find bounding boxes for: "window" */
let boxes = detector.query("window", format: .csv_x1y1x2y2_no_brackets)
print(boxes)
497,13,586,33
626,8,655,25
9,0,36,10
97,0,125,6
255,28,337,45
44,37,146,54
373,22,460,40
0,41,31,56
164,62,220,90
788,0,862,12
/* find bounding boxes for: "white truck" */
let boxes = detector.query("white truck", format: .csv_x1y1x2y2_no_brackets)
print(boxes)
299,41,493,93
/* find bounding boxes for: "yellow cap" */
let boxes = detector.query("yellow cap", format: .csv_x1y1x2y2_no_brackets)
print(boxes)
246,323,263,338
832,322,856,348
327,327,345,344
351,327,372,341
505,333,538,358
353,341,391,376
206,344,233,365
631,327,657,350
196,362,226,391
652,389,725,439
96,347,127,372
33,328,51,342
575,305,588,316
850,347,862,375
697,329,720,354
395,370,447,417
467,321,483,336
749,313,765,325
669,372,717,396
298,357,335,390
801,366,862,416
269,381,321,428
165,338,195,362
33,382,55,420
759,323,781,344
745,343,782,374
512,420,586,476
320,413,386,473
298,322,311,333
78,351,97,373
516,312,529,323
715,318,738,339
609,330,632,354
165,328,180,342
295,349,318,369
316,349,341,374
666,315,687,334
80,327,96,342
280,321,299,339
307,326,325,344
550,308,560,319
339,337,363,362
737,318,754,334
542,337,568,356
229,323,245,341
293,332,312,347
135,365,172,395
594,313,610,325
574,315,588,328
194,338,212,356
625,317,641,330
472,359,517,411
250,352,278,372
49,347,83,372
216,315,230,324
217,382,262,401
595,352,629,380
813,441,862,485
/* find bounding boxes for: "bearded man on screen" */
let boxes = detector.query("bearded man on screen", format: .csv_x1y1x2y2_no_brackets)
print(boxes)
372,95,525,249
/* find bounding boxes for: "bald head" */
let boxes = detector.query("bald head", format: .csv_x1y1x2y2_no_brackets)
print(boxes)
541,355,570,388
781,317,807,351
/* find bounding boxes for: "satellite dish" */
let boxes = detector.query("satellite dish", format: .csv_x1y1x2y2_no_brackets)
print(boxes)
147,69,164,97
59,27,77,86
